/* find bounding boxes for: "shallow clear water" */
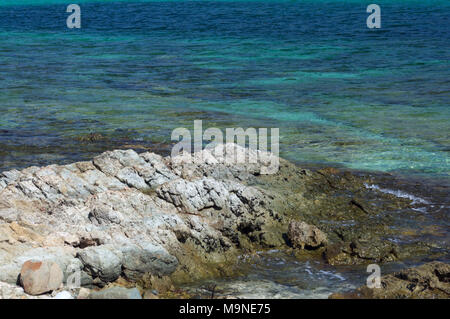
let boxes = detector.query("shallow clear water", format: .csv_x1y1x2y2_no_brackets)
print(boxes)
0,0,448,179
0,0,448,298
183,175,449,299
182,250,426,299
184,251,362,299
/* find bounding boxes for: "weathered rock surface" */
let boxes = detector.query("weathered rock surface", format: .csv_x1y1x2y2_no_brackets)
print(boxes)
121,244,178,281
76,287,91,299
330,262,450,299
77,245,122,285
0,144,286,293
0,281,51,299
19,260,63,295
0,143,447,298
88,286,142,299
287,221,327,249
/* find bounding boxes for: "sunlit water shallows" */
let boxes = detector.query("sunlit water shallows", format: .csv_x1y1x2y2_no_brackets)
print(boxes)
183,250,360,299
0,0,448,179
181,249,424,299
0,0,448,298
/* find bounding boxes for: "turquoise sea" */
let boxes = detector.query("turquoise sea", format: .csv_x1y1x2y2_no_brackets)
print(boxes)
0,0,449,298
0,0,449,180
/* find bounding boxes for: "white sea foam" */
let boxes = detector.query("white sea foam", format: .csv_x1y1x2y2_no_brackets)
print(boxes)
364,183,430,205
318,270,346,281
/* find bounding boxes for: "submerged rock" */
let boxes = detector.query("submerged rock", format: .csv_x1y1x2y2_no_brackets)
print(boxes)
330,262,450,299
77,133,105,143
324,239,398,266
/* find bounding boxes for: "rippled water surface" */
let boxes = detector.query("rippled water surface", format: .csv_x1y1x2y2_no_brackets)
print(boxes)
0,0,448,179
182,249,437,299
0,0,449,298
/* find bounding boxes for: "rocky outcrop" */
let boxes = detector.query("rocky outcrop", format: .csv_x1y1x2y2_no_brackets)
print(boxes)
0,143,447,298
0,144,288,297
330,262,450,299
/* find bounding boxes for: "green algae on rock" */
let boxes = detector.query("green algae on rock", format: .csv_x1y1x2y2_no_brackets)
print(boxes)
330,262,450,299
